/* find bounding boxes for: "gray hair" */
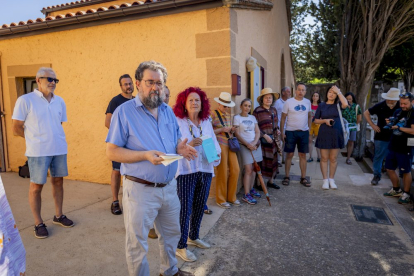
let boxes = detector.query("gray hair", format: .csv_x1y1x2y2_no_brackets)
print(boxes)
36,67,56,78
135,60,168,83
281,86,290,94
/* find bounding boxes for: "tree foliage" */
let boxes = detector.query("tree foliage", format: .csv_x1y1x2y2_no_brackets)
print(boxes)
375,38,414,92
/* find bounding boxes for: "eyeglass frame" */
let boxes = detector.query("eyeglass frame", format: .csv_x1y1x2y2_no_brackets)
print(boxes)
39,77,59,84
142,79,164,88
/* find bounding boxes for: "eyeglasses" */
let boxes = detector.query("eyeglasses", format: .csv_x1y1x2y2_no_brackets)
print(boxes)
399,93,413,99
39,77,59,84
143,79,164,88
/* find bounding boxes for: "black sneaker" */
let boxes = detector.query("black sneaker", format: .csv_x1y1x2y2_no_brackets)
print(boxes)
53,215,75,228
34,223,48,239
371,175,380,185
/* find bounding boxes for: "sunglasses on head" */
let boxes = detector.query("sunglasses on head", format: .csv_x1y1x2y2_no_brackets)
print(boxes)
39,77,59,84
399,93,413,99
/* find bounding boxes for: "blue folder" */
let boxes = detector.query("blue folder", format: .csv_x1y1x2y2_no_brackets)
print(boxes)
201,136,218,163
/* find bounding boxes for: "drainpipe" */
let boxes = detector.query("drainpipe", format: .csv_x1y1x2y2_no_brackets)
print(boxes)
0,52,10,172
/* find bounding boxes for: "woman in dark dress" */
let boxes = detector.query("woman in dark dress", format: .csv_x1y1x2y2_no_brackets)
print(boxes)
313,85,349,190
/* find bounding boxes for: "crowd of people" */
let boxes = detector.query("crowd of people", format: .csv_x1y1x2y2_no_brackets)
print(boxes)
10,62,414,276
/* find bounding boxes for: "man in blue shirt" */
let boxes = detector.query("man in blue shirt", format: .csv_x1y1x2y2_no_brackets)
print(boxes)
106,61,196,276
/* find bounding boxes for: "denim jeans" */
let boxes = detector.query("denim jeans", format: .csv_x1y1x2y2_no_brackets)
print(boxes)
373,140,390,178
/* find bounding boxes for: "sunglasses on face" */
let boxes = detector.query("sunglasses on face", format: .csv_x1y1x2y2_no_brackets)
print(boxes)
39,77,59,84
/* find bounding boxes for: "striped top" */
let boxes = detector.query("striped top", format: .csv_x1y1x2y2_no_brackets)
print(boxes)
211,109,232,146
253,106,279,136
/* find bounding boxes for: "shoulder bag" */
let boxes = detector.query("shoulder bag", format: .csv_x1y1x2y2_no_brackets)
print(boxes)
338,103,350,145
215,110,240,152
355,104,361,131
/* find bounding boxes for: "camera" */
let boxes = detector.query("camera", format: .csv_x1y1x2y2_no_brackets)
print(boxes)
384,117,406,135
384,117,397,129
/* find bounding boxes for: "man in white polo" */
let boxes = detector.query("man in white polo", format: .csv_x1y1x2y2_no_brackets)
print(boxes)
12,67,74,239
280,83,312,187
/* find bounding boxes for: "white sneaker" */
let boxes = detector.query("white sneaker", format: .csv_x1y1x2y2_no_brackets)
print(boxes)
187,238,211,249
329,178,337,189
216,202,231,209
322,179,329,190
229,199,241,206
176,248,197,262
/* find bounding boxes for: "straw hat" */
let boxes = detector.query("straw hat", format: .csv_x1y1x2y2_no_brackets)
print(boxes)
214,92,235,107
256,88,280,103
381,88,400,100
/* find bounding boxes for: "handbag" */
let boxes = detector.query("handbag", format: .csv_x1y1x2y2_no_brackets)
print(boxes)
18,160,30,178
355,104,361,132
338,103,350,145
215,110,240,152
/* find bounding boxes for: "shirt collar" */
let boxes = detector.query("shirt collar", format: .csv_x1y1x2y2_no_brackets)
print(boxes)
34,89,54,99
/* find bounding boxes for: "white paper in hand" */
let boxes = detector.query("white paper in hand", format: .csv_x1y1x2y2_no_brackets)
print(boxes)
160,154,183,166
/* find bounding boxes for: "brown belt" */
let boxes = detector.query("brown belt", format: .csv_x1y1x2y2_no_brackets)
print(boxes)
125,175,168,188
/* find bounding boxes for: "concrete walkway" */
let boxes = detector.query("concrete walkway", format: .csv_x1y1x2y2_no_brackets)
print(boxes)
2,152,414,275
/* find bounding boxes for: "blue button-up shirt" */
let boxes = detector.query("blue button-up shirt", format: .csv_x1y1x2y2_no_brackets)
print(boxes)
105,96,181,183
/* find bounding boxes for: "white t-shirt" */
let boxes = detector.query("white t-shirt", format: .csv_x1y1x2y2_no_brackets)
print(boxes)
273,98,287,128
282,97,311,131
233,114,257,143
12,89,68,157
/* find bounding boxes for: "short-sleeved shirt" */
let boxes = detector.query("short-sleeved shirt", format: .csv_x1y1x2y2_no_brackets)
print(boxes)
388,107,414,153
341,103,362,128
12,89,67,157
105,94,133,114
105,97,181,183
368,101,400,141
282,97,311,131
211,110,231,146
311,104,318,120
233,114,257,143
273,98,287,128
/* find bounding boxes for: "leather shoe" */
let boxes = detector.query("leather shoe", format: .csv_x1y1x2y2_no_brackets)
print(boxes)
148,228,158,239
267,182,280,189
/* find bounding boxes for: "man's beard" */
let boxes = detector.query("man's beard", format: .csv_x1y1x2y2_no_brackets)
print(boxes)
387,102,397,109
140,90,165,109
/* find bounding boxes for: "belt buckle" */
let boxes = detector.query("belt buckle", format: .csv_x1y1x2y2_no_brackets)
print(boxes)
154,183,159,187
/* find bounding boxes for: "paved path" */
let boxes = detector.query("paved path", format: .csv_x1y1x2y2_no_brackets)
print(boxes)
2,153,414,275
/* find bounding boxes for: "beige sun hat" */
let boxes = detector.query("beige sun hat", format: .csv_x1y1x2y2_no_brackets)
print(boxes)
214,92,236,107
381,87,400,100
256,88,280,103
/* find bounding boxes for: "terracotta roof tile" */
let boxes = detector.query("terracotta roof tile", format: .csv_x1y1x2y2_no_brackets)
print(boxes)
42,0,98,11
0,0,204,32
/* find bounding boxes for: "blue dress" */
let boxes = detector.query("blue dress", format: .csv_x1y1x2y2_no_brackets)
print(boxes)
314,102,344,149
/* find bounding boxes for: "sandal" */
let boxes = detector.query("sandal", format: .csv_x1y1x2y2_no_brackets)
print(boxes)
346,159,352,165
282,177,290,186
204,208,213,215
300,177,311,187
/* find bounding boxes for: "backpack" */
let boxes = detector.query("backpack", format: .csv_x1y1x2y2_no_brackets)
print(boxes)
18,161,30,178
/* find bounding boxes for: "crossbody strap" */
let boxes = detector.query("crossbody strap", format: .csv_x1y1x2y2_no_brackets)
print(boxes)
337,103,346,135
215,110,230,139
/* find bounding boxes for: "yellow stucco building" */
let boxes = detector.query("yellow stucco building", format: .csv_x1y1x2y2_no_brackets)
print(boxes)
0,0,295,186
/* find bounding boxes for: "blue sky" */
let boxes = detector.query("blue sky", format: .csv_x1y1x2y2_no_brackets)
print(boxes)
0,0,61,24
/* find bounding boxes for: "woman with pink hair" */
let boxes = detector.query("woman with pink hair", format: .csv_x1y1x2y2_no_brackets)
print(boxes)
173,87,221,262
